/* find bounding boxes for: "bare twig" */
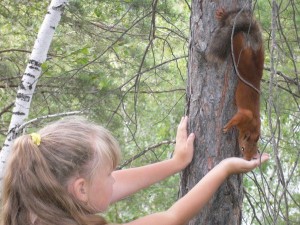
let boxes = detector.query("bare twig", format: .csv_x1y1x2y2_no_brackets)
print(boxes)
118,140,175,169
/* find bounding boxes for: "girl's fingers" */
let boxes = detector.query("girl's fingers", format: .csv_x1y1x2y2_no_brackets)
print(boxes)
252,153,270,164
187,133,195,144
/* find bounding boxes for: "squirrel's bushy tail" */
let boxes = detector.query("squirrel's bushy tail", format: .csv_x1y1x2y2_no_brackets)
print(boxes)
207,8,262,62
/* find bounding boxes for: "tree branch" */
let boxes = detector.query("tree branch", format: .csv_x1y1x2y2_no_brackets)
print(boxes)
0,103,14,117
118,139,175,169
17,111,84,133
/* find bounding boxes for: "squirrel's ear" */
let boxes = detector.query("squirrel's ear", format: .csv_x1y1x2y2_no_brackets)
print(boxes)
68,177,89,203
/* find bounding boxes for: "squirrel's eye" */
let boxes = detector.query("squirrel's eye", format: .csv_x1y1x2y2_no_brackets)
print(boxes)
241,147,245,151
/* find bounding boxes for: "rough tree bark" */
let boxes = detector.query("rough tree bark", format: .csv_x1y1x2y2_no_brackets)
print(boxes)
180,0,252,224
0,0,68,188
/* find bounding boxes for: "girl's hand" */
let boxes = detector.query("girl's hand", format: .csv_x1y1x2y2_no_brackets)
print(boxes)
220,153,270,176
171,116,195,170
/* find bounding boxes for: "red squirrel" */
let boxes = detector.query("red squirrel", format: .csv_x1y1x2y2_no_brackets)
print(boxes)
207,8,264,160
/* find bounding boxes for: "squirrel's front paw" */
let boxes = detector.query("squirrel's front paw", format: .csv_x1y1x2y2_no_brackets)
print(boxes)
215,7,225,20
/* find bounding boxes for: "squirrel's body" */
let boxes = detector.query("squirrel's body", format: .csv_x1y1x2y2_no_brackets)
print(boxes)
208,8,264,160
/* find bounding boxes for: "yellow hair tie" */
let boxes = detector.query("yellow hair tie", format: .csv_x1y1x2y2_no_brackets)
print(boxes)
30,133,41,146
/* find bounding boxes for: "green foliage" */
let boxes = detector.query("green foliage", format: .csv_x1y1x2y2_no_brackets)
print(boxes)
241,2,300,224
0,0,189,221
0,0,299,224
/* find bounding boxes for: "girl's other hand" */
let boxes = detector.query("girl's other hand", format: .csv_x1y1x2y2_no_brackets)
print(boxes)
172,116,195,170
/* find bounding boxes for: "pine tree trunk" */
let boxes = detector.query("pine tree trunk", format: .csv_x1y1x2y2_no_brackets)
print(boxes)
0,0,68,188
181,0,252,224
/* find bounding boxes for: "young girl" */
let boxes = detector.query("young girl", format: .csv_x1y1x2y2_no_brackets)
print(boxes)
1,116,269,225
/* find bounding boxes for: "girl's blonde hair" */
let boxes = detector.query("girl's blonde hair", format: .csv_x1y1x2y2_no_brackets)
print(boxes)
1,117,121,225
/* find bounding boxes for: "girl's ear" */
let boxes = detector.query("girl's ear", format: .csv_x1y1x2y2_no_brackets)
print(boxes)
68,177,89,203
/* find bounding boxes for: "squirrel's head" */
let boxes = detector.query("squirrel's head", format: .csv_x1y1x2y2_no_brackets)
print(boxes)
238,131,259,161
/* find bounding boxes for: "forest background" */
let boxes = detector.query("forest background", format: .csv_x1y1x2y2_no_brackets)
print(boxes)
0,0,299,224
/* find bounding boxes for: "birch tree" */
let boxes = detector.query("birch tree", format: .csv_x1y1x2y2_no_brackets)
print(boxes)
0,0,68,187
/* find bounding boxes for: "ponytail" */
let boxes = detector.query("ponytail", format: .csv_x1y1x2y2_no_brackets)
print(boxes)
1,117,120,225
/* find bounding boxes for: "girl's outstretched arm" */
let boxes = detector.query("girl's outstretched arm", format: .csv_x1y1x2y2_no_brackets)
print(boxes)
123,153,269,225
111,116,195,203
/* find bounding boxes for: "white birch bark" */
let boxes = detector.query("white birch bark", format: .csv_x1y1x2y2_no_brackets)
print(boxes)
0,0,68,186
